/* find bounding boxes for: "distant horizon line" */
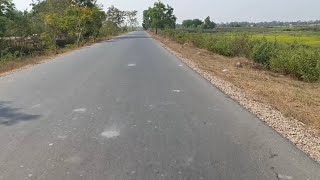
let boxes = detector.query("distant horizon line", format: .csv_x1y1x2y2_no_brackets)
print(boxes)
176,19,320,24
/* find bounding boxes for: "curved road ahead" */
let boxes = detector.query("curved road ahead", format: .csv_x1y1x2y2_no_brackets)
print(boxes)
0,31,319,180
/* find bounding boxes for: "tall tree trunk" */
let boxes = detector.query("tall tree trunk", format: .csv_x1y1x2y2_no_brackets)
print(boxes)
77,28,83,47
76,16,83,47
53,31,57,54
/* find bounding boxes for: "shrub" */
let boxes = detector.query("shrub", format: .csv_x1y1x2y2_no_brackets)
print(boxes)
159,29,320,82
0,51,20,61
230,34,252,57
251,38,277,66
189,33,205,48
270,45,320,81
162,29,176,39
207,38,234,56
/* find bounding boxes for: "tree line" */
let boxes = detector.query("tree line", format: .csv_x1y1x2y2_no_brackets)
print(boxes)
0,0,138,60
142,1,218,33
218,20,320,28
182,17,216,29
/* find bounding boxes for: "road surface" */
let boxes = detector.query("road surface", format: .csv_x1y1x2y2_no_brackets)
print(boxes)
0,31,319,180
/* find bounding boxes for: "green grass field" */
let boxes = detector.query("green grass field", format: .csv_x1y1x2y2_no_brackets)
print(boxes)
183,26,320,48
251,34,320,48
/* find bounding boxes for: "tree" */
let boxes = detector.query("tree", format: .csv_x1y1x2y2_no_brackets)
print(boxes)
203,16,216,29
192,19,203,28
163,4,176,29
142,8,151,30
126,10,138,30
145,2,166,34
0,0,15,37
182,19,203,28
142,1,176,34
106,5,125,28
0,0,14,16
181,17,216,29
1,0,135,61
182,19,193,28
29,0,106,49
5,10,31,37
73,0,97,8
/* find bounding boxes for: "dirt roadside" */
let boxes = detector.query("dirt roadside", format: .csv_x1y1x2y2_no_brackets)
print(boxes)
149,32,320,162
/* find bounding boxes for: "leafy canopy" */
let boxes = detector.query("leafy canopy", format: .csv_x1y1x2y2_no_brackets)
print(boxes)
182,19,203,28
181,16,216,29
143,1,176,33
0,0,138,55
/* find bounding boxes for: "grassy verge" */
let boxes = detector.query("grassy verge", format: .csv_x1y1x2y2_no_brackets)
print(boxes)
160,29,320,82
151,31,320,130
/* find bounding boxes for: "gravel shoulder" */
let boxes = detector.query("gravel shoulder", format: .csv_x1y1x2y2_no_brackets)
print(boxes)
150,32,320,162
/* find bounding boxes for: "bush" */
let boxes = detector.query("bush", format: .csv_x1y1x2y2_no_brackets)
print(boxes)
270,45,320,81
160,29,320,82
189,33,205,48
230,34,252,57
207,38,234,56
204,34,252,57
0,47,19,61
251,38,277,66
175,31,188,44
0,51,20,61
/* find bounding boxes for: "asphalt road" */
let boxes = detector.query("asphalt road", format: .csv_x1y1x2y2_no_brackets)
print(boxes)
0,31,319,180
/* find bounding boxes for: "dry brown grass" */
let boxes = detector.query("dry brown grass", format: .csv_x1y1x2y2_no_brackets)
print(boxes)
152,33,320,130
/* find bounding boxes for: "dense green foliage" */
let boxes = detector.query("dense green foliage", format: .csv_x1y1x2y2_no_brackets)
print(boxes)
0,0,138,61
251,38,277,66
182,16,216,30
142,1,176,34
270,45,320,81
160,29,320,82
182,19,203,29
203,16,216,29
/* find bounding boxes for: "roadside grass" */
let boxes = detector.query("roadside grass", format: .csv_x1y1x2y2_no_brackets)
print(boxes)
177,27,320,48
160,29,320,82
151,32,320,130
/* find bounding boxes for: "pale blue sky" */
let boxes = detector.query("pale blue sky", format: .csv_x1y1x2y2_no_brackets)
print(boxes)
13,0,320,23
